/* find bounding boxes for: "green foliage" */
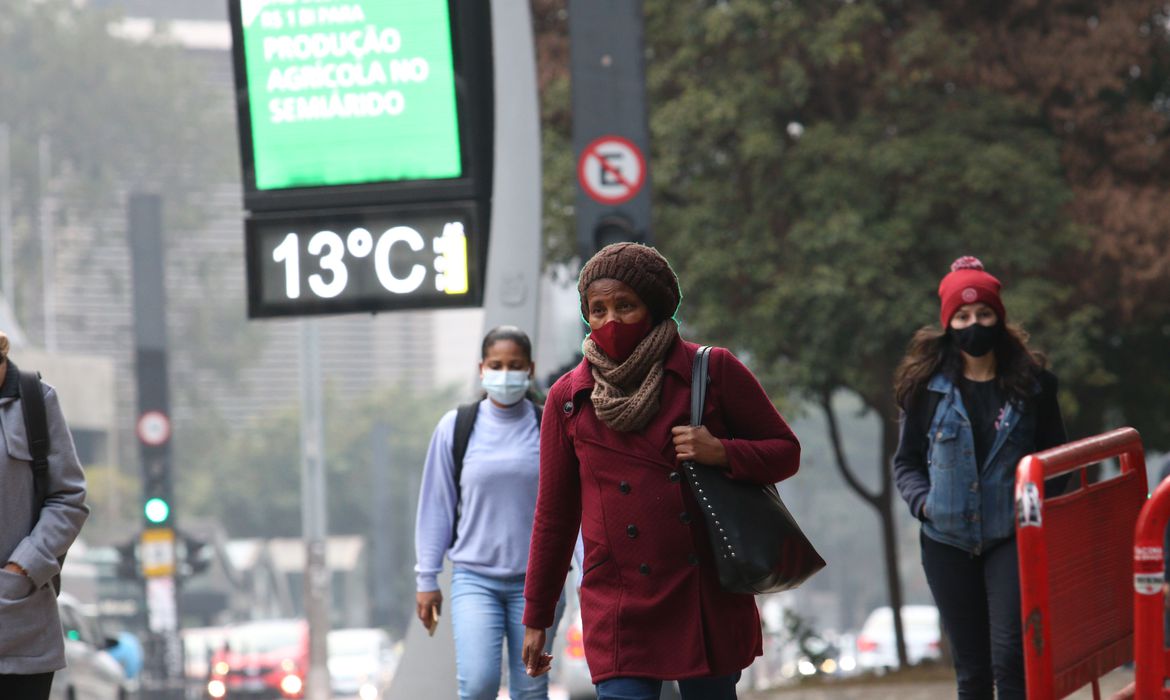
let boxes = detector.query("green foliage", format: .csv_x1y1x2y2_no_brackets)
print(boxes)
0,0,231,211
175,382,457,539
172,381,456,634
0,0,240,398
541,72,578,263
81,463,142,544
643,1,1088,422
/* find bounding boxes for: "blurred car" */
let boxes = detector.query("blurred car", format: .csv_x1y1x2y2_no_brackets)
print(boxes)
206,619,308,699
182,625,228,700
855,605,941,671
327,628,397,700
51,593,130,700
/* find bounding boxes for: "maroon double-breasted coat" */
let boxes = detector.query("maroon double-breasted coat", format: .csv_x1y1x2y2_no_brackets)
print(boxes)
523,338,800,682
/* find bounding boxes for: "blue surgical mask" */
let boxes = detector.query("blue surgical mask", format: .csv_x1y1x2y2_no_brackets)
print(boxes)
481,370,531,406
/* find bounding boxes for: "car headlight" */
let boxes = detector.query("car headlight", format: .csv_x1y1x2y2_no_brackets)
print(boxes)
213,661,230,676
207,679,227,699
359,683,379,700
279,673,303,696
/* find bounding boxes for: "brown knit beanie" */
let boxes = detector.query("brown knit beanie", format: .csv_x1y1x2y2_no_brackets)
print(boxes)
578,243,681,323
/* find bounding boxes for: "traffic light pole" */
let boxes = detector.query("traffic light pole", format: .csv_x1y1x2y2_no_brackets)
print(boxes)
570,0,653,258
300,319,331,700
129,193,184,700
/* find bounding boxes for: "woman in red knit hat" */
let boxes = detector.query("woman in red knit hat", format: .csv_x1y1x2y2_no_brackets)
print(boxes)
519,243,801,700
893,257,1067,699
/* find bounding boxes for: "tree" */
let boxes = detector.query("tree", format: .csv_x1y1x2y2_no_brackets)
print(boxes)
0,0,228,210
174,381,457,635
0,0,241,410
952,1,1170,444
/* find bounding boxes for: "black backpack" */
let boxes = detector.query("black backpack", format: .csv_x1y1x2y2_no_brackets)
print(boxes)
449,399,541,546
15,365,64,595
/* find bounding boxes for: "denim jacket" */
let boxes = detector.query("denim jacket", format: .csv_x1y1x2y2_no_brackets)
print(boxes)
920,373,1039,554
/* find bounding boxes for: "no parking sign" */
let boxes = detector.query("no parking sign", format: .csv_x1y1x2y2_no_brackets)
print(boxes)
137,410,171,447
578,135,646,205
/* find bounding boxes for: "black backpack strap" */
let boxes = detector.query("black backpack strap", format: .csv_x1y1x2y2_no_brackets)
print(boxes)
532,402,542,428
450,401,482,546
17,368,50,524
16,366,63,594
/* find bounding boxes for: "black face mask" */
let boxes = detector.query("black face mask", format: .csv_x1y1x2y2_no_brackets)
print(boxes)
952,323,1001,357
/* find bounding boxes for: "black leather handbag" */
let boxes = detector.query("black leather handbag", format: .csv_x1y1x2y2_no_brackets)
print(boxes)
682,346,826,594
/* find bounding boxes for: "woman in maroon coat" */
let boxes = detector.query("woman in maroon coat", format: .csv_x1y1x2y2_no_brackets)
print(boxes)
520,243,800,700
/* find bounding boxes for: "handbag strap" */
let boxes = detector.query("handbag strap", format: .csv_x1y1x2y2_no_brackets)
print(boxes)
691,346,712,427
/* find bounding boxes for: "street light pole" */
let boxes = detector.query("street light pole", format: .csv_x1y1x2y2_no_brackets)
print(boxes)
299,319,331,700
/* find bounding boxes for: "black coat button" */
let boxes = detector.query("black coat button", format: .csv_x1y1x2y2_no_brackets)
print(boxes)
668,471,681,483
679,512,692,524
688,554,699,566
627,525,638,538
639,563,650,575
562,401,573,414
619,481,630,494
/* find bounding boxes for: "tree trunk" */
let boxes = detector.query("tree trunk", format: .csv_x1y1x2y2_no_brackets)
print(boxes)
878,408,909,669
821,390,909,668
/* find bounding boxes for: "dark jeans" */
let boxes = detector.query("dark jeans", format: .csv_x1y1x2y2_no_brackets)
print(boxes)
921,531,1024,700
0,672,54,700
597,672,740,700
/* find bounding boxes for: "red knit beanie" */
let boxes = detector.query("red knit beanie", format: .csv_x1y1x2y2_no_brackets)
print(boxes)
937,256,1005,328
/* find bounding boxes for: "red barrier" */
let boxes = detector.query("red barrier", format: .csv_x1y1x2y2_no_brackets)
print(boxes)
1016,427,1148,700
1133,474,1170,698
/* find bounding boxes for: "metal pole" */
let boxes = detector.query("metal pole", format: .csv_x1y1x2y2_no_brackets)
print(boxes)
481,0,542,340
129,192,184,700
0,124,14,307
299,319,330,700
38,135,56,352
370,419,394,628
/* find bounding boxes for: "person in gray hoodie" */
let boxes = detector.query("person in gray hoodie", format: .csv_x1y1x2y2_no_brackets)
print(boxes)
0,333,89,699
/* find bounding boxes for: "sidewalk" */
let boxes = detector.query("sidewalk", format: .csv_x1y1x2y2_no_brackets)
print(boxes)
744,667,1133,699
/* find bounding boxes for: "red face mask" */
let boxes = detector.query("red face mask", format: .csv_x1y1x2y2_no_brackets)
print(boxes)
590,317,653,363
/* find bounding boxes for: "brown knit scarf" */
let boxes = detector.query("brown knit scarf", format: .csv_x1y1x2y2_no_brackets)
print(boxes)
583,320,679,432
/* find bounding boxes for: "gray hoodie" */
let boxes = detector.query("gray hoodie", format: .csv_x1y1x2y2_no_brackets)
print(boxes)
0,362,89,674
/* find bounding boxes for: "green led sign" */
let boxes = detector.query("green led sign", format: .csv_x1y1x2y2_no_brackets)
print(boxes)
238,0,463,190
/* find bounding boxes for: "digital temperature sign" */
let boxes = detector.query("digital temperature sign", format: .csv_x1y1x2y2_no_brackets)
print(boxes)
228,0,494,318
245,204,483,317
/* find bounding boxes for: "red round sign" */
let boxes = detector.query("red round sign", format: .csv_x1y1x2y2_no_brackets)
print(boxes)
577,135,646,205
137,411,171,446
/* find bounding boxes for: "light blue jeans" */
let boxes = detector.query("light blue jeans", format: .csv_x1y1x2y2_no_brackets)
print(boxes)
451,568,565,700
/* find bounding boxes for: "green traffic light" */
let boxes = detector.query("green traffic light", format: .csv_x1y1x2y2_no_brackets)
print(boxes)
144,497,170,524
